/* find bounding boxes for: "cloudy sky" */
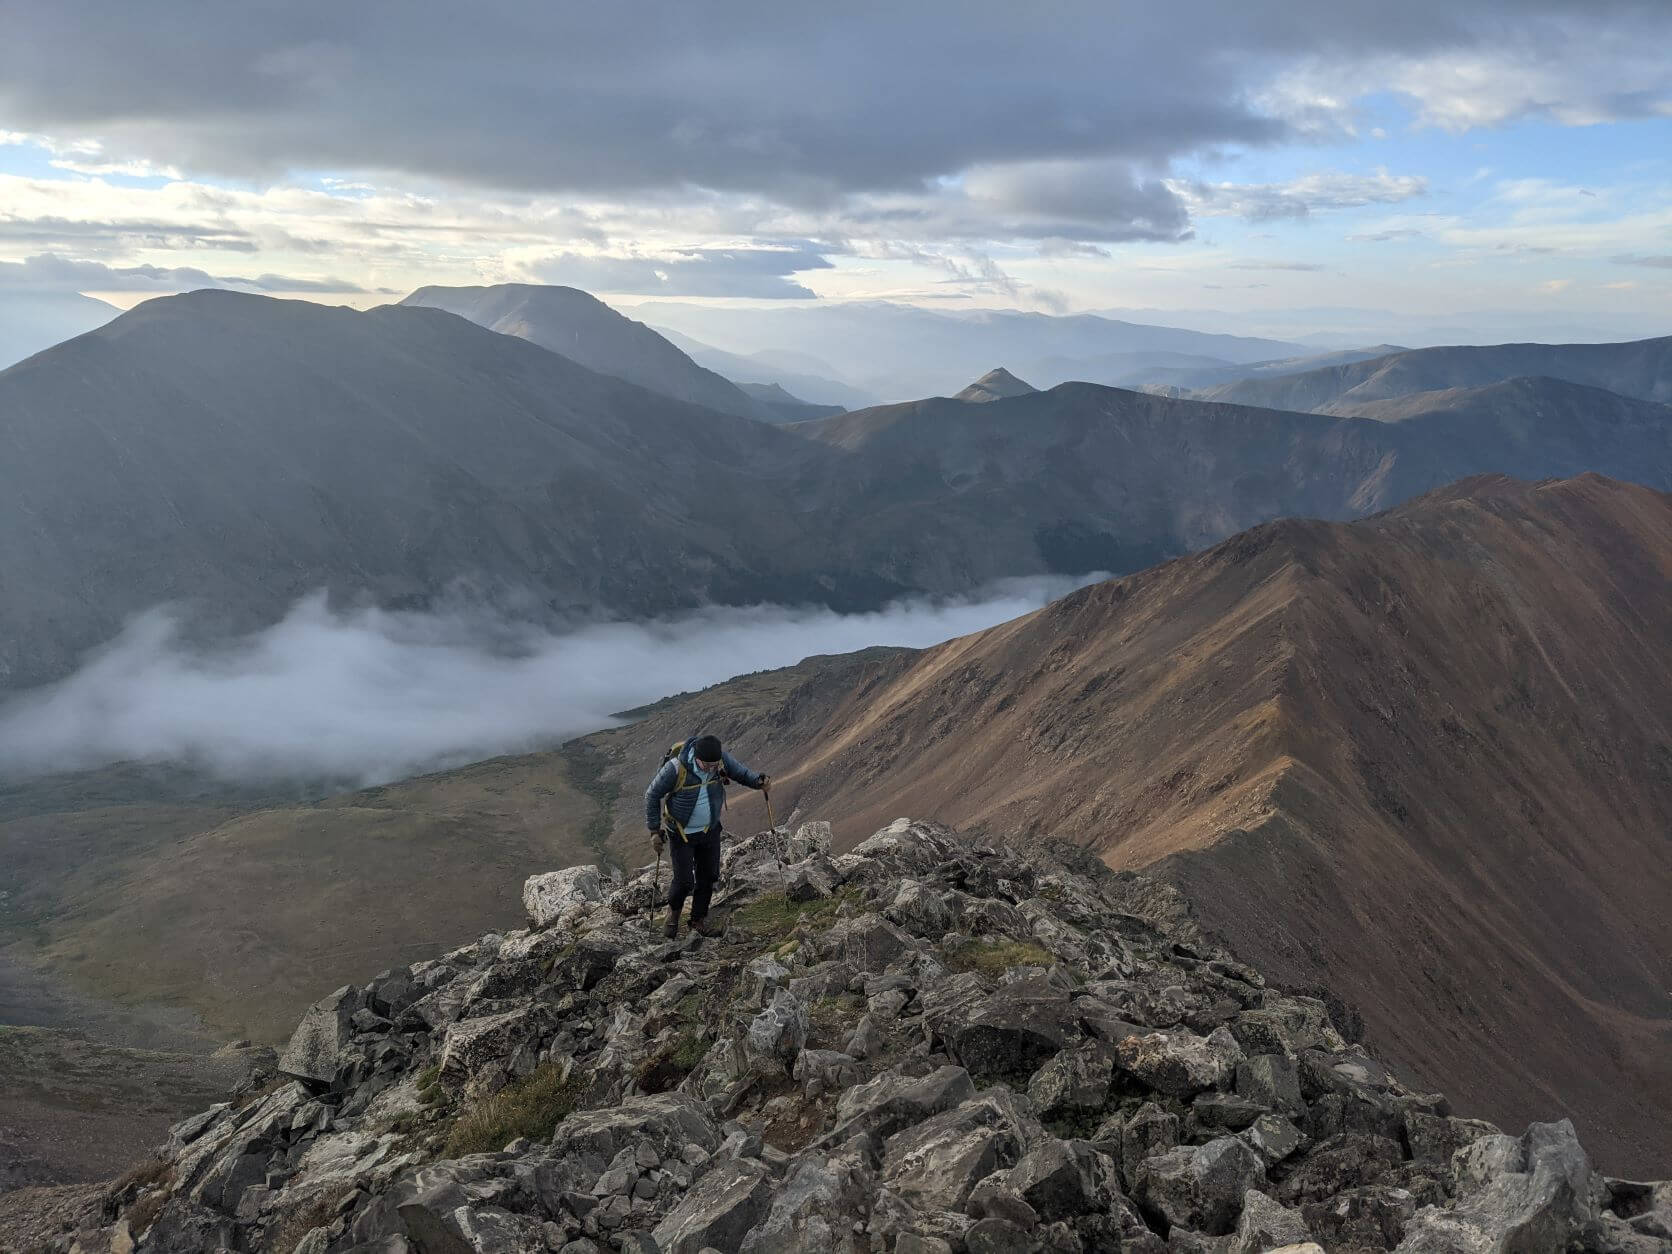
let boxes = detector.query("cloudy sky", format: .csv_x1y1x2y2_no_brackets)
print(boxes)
1,1,1670,332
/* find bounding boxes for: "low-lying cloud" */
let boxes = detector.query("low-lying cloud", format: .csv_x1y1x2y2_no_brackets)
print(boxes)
0,577,1098,787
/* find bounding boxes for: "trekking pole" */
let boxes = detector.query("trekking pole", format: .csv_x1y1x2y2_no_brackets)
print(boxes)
650,843,662,932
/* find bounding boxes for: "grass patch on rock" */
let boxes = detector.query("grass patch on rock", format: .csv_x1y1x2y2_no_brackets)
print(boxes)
441,1063,583,1158
941,937,1054,979
729,888,862,941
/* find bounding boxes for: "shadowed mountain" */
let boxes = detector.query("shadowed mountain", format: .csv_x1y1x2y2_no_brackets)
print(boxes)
955,367,1037,402
1198,335,1672,413
401,283,773,420
4,295,1669,692
576,474,1672,1173
0,290,844,687
737,380,845,421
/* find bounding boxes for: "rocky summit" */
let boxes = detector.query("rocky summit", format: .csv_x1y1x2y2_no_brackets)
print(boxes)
24,820,1668,1254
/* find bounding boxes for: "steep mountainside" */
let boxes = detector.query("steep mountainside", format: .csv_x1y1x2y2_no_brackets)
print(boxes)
401,283,771,420
10,819,1658,1253
579,475,1672,1173
0,292,117,370
1198,335,1672,412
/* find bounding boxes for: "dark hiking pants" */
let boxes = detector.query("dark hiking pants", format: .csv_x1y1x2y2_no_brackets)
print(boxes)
667,825,722,921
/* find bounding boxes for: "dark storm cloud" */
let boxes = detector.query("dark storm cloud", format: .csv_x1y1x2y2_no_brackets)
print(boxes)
4,4,1665,211
529,244,834,299
0,254,379,293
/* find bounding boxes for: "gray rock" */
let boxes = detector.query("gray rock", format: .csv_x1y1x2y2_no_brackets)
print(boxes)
825,1065,976,1146
963,1217,1037,1254
745,988,809,1073
1226,1000,1333,1057
887,879,955,938
1190,1093,1270,1132
1404,1111,1501,1168
738,1148,874,1254
523,865,606,928
1117,1027,1242,1097
1241,1114,1306,1168
830,913,916,973
278,985,362,1084
439,1003,557,1084
947,975,1072,1083
1122,1102,1182,1193
1135,1136,1266,1236
1396,1119,1599,1253
786,820,834,861
549,1093,720,1163
1303,1184,1418,1251
1232,1189,1310,1254
882,1106,1018,1212
1277,1134,1402,1206
1004,1137,1117,1223
652,1158,774,1254
1235,1054,1303,1116
1025,1042,1115,1122
786,855,841,903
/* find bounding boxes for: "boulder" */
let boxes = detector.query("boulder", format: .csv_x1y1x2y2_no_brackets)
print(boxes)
523,865,606,928
738,1147,875,1253
882,1106,1019,1211
786,820,834,861
1303,1184,1418,1251
1117,1027,1242,1097
1232,1188,1310,1254
548,1092,720,1163
1003,1138,1118,1223
888,879,956,938
1396,1119,1599,1253
947,975,1073,1083
1134,1136,1266,1236
825,1065,976,1146
786,855,841,902
1241,1114,1307,1168
278,985,362,1084
829,913,916,973
1235,1053,1303,1115
1277,1134,1401,1206
652,1157,774,1254
745,988,808,1073
1026,1041,1115,1122
1121,1102,1181,1193
438,1004,556,1084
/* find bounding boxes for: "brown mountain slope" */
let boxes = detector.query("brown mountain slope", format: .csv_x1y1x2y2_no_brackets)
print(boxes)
587,473,1671,1172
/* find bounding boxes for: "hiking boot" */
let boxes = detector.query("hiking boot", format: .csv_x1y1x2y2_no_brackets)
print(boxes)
662,907,680,939
689,915,722,938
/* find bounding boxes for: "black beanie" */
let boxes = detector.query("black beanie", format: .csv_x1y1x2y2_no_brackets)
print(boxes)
692,735,723,761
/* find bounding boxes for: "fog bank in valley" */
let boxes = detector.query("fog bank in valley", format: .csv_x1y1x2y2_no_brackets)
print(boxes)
0,577,1098,786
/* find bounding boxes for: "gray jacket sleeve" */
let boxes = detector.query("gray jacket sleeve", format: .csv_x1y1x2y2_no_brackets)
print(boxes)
721,750,763,789
645,759,679,830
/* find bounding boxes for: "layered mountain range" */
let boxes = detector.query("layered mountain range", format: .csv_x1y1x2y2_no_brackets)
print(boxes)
3,289,1669,691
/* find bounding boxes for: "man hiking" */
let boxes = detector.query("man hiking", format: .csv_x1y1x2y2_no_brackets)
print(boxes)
645,734,769,938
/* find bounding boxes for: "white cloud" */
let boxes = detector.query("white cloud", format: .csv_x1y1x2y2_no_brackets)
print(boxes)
0,578,1098,786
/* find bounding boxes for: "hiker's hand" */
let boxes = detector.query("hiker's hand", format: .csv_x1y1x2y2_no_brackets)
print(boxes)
757,774,770,792
650,828,666,853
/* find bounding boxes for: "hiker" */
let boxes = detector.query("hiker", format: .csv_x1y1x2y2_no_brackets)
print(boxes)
645,734,769,938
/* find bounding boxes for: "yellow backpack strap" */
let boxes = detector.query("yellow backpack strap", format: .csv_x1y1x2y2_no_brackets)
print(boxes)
661,745,693,841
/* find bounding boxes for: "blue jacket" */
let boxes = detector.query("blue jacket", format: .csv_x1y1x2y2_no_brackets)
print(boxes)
645,741,764,835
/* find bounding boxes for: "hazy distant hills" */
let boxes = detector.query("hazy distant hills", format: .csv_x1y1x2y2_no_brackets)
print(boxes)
0,292,117,370
401,282,776,420
1197,334,1672,412
634,298,1307,400
654,326,879,411
591,473,1672,1173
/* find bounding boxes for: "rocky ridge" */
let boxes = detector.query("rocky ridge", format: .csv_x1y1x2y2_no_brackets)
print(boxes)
23,819,1668,1254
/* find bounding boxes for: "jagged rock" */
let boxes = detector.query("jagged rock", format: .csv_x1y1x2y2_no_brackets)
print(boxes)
653,1158,774,1254
439,1004,557,1084
826,1066,977,1146
1227,999,1336,1056
1122,1101,1182,1192
947,974,1072,1082
1026,1041,1115,1121
787,820,834,861
1404,1111,1500,1169
745,987,808,1073
1002,1137,1117,1222
962,1216,1035,1253
523,865,606,928
1242,1113,1307,1168
1190,1092,1270,1133
278,985,362,1084
1304,1184,1419,1251
1118,1027,1242,1097
882,1104,1020,1211
738,1147,875,1253
550,1092,720,1163
1236,1053,1303,1115
827,912,916,972
793,1048,862,1101
1135,1136,1266,1236
1232,1188,1311,1254
1396,1120,1599,1253
786,854,841,902
888,878,957,938
1278,1133,1402,1205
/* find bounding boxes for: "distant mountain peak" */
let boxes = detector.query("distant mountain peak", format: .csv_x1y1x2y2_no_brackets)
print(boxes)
956,366,1037,402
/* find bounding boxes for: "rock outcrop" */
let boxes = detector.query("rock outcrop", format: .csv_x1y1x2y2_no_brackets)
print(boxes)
41,819,1664,1254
